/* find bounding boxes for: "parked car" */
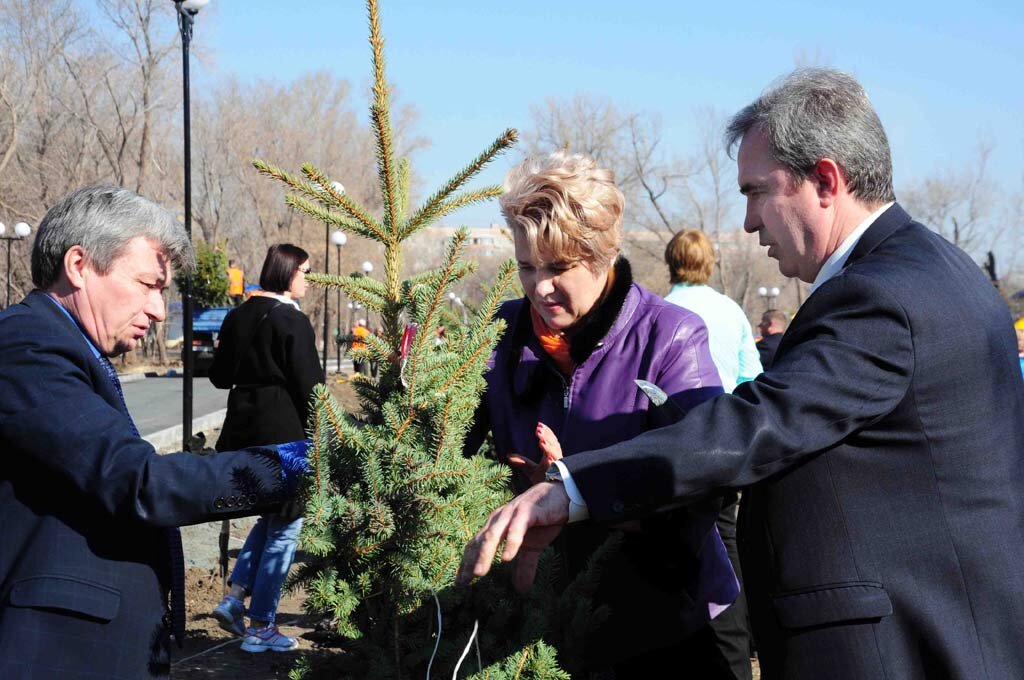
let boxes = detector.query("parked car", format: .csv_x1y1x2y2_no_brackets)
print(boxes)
190,307,231,376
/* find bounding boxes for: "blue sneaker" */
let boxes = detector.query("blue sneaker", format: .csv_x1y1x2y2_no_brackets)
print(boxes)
211,596,246,637
240,623,298,653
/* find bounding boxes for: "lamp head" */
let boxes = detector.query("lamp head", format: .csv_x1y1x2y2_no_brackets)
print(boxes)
14,222,31,238
361,261,373,274
0,222,5,235
757,286,768,297
181,0,209,12
331,231,347,246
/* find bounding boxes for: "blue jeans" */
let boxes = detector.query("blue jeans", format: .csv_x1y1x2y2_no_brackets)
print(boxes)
230,513,303,623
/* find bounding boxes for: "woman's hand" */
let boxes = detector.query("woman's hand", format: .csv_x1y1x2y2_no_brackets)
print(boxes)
506,422,563,485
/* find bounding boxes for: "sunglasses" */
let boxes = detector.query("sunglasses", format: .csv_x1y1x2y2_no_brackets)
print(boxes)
297,264,311,274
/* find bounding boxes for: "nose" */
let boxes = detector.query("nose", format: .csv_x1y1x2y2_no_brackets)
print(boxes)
145,289,166,322
742,202,760,234
533,272,555,299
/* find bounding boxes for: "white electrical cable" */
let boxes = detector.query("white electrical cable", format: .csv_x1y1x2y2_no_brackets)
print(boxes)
426,593,443,680
452,619,479,679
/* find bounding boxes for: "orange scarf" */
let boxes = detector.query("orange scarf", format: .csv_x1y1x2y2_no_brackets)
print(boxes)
530,306,574,375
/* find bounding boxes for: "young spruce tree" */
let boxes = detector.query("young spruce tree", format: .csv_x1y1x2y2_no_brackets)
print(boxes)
255,2,607,677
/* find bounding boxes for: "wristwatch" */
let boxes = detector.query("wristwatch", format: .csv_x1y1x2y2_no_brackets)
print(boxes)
544,463,564,484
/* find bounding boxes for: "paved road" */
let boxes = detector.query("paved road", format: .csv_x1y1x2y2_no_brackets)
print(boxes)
123,376,228,437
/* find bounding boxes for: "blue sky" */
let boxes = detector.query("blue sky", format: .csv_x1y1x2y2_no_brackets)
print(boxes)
188,0,1024,228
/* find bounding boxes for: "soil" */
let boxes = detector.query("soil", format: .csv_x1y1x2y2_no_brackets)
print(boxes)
170,374,361,679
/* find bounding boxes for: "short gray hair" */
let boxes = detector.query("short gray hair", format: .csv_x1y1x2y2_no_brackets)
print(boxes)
726,68,895,205
32,185,195,288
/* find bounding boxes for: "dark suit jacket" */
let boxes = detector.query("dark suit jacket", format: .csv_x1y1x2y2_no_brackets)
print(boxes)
756,331,782,369
565,205,1024,679
210,296,323,451
0,291,295,679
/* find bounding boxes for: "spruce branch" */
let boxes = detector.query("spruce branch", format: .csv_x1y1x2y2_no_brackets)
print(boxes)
402,128,518,239
397,157,411,221
403,231,470,405
252,158,338,205
470,260,518,330
302,163,383,238
407,186,505,236
367,0,400,234
437,335,493,397
284,193,387,242
307,273,389,313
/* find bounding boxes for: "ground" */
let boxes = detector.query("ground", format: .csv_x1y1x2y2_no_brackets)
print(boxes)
169,374,360,679
168,373,760,679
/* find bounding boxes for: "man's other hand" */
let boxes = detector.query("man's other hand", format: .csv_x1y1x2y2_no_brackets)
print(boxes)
456,480,571,592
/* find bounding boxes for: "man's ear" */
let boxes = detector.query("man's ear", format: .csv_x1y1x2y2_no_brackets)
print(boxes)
812,158,844,206
63,245,90,290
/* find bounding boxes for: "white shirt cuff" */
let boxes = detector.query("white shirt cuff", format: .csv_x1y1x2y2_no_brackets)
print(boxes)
552,460,590,523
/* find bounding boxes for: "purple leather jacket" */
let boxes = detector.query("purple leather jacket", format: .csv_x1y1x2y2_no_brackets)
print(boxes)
464,260,739,664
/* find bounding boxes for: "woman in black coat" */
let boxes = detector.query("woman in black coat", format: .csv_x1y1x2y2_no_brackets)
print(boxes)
208,244,324,653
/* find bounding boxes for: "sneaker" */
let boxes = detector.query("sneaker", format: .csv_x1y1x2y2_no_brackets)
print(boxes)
240,624,298,653
211,596,246,637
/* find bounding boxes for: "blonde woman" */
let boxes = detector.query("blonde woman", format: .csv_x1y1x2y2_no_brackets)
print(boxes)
464,151,739,676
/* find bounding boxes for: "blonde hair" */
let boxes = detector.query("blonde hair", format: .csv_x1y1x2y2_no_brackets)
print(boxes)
500,151,623,270
665,229,716,285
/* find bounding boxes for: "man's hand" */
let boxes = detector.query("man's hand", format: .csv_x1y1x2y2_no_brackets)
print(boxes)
456,480,571,592
506,422,563,485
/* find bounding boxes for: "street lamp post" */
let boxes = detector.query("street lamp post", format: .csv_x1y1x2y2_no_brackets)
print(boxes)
331,230,347,372
0,221,33,309
173,0,209,450
320,183,345,374
361,260,373,327
757,285,780,312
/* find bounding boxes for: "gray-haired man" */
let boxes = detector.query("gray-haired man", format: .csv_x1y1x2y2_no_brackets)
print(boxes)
0,185,309,679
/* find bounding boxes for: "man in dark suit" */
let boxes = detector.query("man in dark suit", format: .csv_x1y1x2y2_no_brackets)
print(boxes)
0,186,310,679
458,69,1024,679
755,308,787,368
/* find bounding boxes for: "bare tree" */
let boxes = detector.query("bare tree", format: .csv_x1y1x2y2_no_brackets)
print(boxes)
901,141,1001,257
95,0,177,194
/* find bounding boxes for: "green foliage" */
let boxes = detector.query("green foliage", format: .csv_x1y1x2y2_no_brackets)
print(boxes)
259,1,606,677
176,240,229,308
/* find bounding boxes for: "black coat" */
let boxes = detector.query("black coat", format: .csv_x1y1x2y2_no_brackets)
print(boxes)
210,296,324,451
565,205,1024,679
0,292,292,679
755,331,782,369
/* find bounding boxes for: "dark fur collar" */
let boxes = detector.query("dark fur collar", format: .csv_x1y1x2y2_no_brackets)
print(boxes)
568,257,633,365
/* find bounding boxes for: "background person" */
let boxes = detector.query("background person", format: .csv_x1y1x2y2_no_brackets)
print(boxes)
0,185,308,680
463,151,738,677
227,258,245,306
458,68,1024,680
663,227,759,680
209,244,323,653
755,309,788,369
664,228,762,393
349,319,371,376
1016,327,1024,379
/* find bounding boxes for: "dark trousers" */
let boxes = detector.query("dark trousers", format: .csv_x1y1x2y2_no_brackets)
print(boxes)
611,497,752,680
707,495,753,680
